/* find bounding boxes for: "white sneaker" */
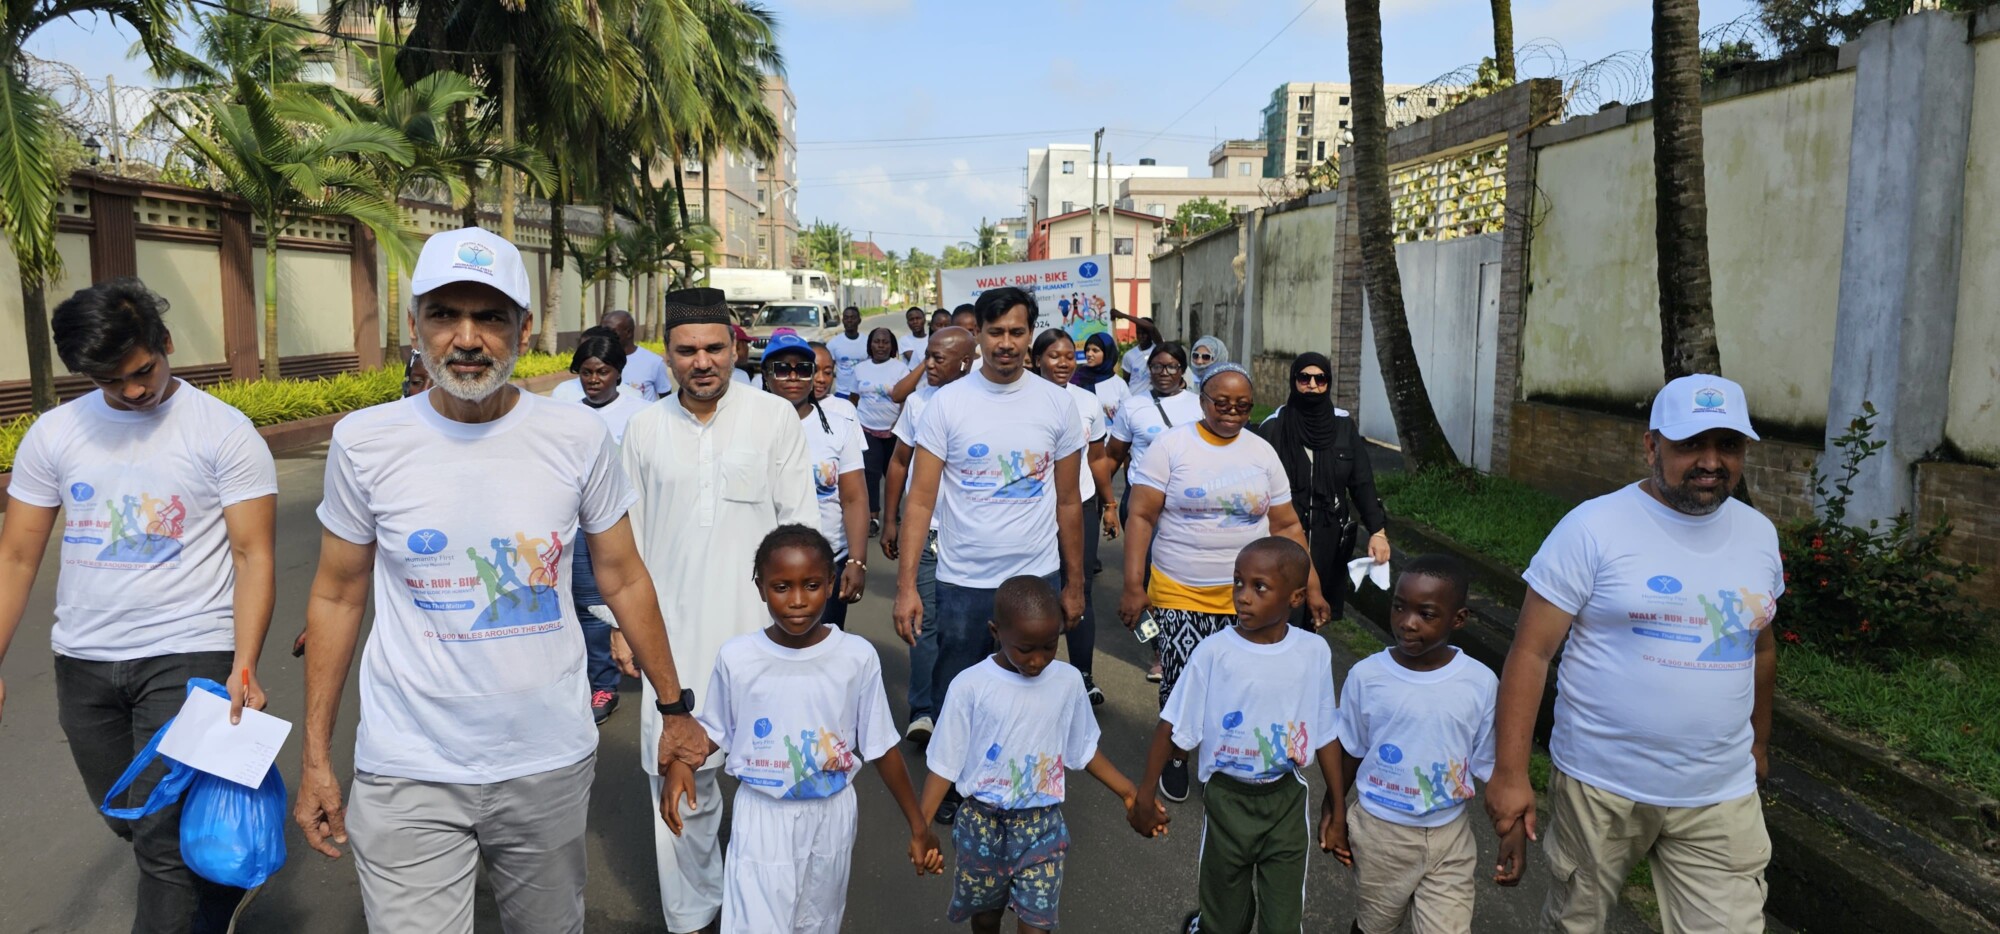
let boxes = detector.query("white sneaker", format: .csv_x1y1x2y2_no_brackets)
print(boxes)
905,715,934,745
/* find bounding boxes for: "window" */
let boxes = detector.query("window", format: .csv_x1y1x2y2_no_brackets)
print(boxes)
1296,148,1309,163
1296,124,1310,137
1396,96,1408,105
1297,95,1312,110
1316,141,1326,160
1339,119,1349,129
1061,160,1075,175
1061,200,1074,213
1146,203,1166,216
1114,238,1133,255
1339,95,1350,105
1238,162,1252,176
301,59,335,84
294,0,323,12
1427,97,1439,107
1068,236,1083,253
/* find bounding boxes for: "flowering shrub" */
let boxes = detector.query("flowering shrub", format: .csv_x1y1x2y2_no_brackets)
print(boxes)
1774,403,1987,659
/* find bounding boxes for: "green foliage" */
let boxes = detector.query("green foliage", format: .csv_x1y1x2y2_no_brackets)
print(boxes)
1375,468,1572,571
1757,0,1984,56
1169,197,1236,239
1702,40,1763,82
0,413,33,473
1775,403,1989,658
1779,642,2000,799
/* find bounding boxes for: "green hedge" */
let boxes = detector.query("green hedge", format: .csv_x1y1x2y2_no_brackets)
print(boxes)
1,351,572,473
1375,467,1572,571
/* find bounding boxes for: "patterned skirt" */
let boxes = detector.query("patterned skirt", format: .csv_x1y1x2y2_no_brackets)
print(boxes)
1155,607,1235,708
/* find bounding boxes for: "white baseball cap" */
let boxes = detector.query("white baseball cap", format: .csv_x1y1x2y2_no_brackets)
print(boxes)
1650,374,1760,441
409,227,531,308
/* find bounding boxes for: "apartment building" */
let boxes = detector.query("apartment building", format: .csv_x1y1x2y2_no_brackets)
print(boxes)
1025,144,1188,225
1117,140,1272,231
1261,82,1457,178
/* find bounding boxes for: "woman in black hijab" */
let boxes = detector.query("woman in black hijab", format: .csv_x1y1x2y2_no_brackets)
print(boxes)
1257,352,1390,625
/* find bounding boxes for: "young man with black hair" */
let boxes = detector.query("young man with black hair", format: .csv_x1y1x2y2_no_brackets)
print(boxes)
827,306,868,397
899,305,930,364
0,277,278,933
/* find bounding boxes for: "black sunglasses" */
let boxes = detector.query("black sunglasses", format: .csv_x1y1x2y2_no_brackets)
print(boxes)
1202,395,1254,416
764,359,817,379
1295,371,1329,386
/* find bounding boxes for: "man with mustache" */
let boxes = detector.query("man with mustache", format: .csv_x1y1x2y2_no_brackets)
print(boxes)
295,228,708,933
1486,375,1780,933
617,286,817,934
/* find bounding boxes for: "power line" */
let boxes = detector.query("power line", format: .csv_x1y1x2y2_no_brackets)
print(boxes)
797,128,1093,146
183,0,458,53
1128,0,1321,153
794,166,1019,187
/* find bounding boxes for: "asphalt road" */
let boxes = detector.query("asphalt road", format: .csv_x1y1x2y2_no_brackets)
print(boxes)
0,382,1650,933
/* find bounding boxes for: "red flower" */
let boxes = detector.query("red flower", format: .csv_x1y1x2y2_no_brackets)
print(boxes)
1819,578,1830,588
1859,619,1871,632
1811,536,1825,549
1782,631,1801,644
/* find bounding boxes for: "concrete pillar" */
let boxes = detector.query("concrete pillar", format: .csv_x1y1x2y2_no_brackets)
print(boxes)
1825,11,1974,521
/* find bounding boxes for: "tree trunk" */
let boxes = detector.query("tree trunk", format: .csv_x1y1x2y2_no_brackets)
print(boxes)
460,159,481,229
1491,0,1516,82
22,280,56,412
628,271,639,315
263,229,282,380
698,152,711,237
542,193,566,354
674,158,692,231
650,272,663,342
599,202,615,317
1652,0,1722,379
383,252,401,360
1347,0,1459,471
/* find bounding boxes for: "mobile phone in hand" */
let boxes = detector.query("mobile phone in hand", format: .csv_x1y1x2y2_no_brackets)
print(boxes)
1133,612,1160,642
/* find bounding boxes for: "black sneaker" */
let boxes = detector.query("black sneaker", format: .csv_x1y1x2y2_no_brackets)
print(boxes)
1182,910,1201,933
1159,758,1190,803
591,690,619,725
869,517,882,538
935,789,963,826
904,715,934,746
1082,673,1105,706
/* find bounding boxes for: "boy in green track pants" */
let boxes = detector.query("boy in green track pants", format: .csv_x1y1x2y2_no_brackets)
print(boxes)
1133,538,1344,933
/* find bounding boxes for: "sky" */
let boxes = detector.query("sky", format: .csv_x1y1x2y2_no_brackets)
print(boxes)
29,0,1764,258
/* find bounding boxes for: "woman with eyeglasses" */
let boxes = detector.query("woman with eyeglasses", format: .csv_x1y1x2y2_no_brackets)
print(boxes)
1106,342,1203,682
761,335,870,628
849,327,911,537
1257,353,1390,629
1030,328,1120,704
1118,363,1330,801
1188,336,1229,389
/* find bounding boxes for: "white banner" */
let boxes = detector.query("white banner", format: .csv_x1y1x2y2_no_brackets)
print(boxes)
939,255,1112,348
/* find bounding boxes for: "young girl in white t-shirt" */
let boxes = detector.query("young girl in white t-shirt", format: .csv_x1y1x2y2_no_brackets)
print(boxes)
662,525,943,932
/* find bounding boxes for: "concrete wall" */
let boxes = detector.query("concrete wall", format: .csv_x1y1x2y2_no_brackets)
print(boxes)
1949,34,2000,461
1521,69,1855,432
251,248,354,359
1150,224,1243,354
1253,199,1342,361
1359,234,1503,469
136,240,229,367
0,232,92,379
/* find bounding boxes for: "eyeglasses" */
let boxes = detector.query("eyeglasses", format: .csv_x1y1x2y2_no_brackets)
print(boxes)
1202,396,1254,415
1148,363,1184,374
1295,371,1329,387
764,360,817,379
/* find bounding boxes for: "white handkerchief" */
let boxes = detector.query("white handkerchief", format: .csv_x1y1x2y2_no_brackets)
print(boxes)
1348,557,1391,592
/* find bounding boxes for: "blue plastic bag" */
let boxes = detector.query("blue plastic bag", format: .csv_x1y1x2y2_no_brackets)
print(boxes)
100,678,288,888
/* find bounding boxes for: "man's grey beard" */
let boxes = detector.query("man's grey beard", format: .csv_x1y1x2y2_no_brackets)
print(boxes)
421,346,517,402
1650,455,1729,517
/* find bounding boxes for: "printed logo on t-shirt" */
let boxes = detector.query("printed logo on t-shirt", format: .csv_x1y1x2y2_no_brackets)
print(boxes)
1626,579,1773,669
401,529,569,642
969,742,1067,808
1209,710,1310,781
813,458,839,498
737,722,857,800
956,443,1053,501
1361,754,1478,814
62,487,189,569
1174,464,1272,528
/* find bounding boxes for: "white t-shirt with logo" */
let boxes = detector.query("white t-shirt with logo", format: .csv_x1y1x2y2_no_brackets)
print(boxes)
1130,424,1293,589
899,333,927,365
1338,648,1498,828
698,627,898,801
803,401,865,557
317,391,634,784
1121,344,1154,394
913,371,1085,588
826,333,869,396
851,358,911,432
1111,388,1202,470
928,657,1101,809
550,382,648,443
1524,483,1783,807
622,346,672,401
1062,383,1107,503
1092,378,1131,429
8,381,278,661
1162,626,1338,784
893,382,941,533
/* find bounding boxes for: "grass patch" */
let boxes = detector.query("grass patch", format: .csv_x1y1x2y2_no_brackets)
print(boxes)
1,351,572,473
1528,751,1552,793
1777,642,2000,800
1326,616,1387,661
1375,467,1573,572
1250,403,1277,425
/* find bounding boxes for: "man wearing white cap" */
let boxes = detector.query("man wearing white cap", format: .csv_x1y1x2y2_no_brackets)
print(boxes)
294,227,710,933
618,286,817,934
1485,374,1779,933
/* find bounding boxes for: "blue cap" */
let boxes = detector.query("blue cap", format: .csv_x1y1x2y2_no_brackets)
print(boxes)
763,333,813,358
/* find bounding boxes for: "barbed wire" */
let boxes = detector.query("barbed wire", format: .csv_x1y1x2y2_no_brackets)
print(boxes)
22,52,207,179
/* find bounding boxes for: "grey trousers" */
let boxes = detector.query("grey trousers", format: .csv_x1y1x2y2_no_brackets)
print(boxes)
347,753,595,934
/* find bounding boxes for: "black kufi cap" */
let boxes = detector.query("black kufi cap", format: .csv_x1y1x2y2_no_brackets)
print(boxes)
661,287,731,330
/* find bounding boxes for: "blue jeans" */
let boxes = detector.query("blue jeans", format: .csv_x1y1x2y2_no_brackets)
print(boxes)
933,569,1063,708
908,531,941,721
578,612,619,693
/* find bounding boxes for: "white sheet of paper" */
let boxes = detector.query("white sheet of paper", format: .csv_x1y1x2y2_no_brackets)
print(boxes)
157,689,292,788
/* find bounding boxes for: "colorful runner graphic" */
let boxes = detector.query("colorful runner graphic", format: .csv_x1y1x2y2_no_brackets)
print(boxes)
95,491,188,566
465,530,566,629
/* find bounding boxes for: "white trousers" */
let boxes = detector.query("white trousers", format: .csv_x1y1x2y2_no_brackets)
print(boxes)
650,765,726,932
721,784,858,934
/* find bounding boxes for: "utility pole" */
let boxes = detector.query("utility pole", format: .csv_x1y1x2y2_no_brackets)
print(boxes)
979,217,986,266
499,45,517,240
1096,126,1112,262
105,75,125,169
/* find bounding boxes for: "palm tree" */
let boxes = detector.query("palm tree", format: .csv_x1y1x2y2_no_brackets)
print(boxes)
348,10,550,357
5,0,174,411
1491,0,1516,83
1653,0,1722,379
1346,0,1459,470
805,218,848,290
168,73,414,380
961,223,1006,267
905,248,937,305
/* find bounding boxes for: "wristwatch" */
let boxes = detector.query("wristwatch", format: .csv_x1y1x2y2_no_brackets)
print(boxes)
655,688,697,717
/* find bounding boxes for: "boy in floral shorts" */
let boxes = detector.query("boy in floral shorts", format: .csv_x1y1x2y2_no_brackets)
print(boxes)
921,576,1160,932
